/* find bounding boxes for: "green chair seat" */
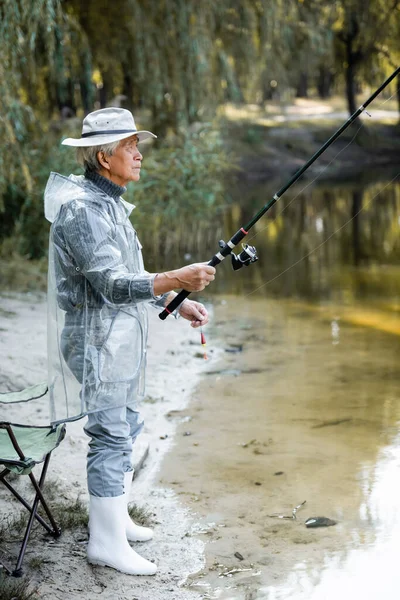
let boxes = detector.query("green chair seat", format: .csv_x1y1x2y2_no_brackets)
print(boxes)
0,423,66,474
0,382,48,404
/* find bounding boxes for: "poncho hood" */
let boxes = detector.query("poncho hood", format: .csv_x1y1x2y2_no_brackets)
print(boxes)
44,172,135,223
44,172,88,224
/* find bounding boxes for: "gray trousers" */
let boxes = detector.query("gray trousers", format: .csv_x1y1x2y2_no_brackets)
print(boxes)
61,315,144,497
84,406,144,497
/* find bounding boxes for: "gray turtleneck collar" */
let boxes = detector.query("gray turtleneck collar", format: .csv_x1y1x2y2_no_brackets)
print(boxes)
85,169,127,199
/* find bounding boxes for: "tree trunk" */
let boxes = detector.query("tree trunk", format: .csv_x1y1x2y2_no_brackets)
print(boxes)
345,43,357,116
80,52,94,115
98,69,114,108
151,99,177,139
343,12,360,117
317,67,333,98
122,71,134,111
351,190,363,266
99,82,108,108
54,28,76,117
397,83,400,123
296,72,308,98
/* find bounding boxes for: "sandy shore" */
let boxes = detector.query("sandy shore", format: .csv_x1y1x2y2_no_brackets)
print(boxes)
0,292,217,600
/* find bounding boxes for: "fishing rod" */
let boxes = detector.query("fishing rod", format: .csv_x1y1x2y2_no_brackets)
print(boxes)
159,66,400,320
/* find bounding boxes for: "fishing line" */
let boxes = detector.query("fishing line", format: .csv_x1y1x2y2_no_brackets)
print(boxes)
246,84,400,245
244,172,400,297
375,83,400,107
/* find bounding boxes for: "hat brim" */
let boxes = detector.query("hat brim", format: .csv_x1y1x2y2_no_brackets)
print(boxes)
61,130,157,147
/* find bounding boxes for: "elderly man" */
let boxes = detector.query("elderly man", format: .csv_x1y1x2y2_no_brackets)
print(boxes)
44,108,215,576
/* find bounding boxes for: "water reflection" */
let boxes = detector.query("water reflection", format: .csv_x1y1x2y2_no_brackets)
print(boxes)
218,179,400,302
142,178,400,303
265,437,400,600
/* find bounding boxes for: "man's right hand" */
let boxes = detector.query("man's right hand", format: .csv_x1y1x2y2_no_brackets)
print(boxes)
154,263,216,295
174,263,216,292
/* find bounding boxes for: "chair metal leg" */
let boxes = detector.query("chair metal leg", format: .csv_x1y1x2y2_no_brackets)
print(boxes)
0,469,54,533
27,459,61,538
12,454,61,577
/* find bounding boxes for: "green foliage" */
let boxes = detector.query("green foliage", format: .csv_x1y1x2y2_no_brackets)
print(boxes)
0,130,79,260
28,557,47,571
331,0,400,113
0,0,399,275
242,126,265,146
127,503,154,527
0,0,63,199
0,573,38,600
0,510,30,539
48,496,89,530
0,253,48,291
128,128,229,221
0,0,70,264
124,127,230,268
0,496,88,542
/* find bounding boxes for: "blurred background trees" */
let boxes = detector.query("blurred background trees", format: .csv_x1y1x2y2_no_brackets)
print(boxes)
0,0,399,271
4,0,399,133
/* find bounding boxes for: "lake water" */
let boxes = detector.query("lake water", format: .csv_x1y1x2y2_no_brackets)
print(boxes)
159,176,400,599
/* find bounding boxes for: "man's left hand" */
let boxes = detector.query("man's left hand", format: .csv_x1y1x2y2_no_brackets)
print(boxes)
178,299,209,328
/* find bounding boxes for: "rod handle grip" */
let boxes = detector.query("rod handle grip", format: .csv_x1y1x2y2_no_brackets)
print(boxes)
159,255,218,320
159,289,191,320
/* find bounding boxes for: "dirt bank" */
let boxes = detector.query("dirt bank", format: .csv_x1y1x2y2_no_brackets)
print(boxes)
220,99,400,186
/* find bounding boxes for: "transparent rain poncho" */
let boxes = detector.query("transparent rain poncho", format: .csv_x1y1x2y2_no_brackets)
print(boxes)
45,172,167,424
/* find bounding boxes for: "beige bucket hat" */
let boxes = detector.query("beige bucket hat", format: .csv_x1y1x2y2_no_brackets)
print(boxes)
61,107,157,147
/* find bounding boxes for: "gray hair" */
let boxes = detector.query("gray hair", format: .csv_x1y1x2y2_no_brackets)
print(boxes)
76,140,120,172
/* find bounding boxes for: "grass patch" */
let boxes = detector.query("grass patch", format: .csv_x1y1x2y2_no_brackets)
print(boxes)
143,395,162,404
3,470,19,482
0,254,47,292
0,497,88,542
40,479,64,503
0,572,39,600
0,307,17,318
52,497,88,530
28,557,47,570
0,512,30,540
128,503,154,527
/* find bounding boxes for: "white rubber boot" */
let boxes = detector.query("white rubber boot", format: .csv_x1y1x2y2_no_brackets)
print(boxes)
124,471,154,542
87,494,157,575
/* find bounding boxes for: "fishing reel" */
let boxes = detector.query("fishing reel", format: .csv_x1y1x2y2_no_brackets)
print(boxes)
218,240,258,271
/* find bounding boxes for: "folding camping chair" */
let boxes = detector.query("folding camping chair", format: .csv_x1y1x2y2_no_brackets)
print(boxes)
0,382,66,577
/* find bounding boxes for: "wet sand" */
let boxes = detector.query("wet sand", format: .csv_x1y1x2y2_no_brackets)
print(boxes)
160,295,400,599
